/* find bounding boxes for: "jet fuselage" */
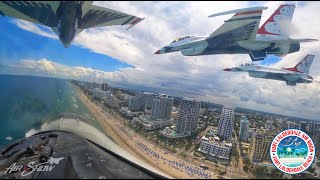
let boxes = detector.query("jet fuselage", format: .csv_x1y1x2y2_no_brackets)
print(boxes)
0,0,144,48
224,64,313,86
155,35,301,61
56,1,83,48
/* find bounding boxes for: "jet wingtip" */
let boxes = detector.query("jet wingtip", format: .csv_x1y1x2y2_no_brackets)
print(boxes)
126,17,145,30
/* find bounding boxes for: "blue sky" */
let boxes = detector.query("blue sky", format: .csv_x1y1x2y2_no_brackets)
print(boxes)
0,17,133,72
0,16,281,73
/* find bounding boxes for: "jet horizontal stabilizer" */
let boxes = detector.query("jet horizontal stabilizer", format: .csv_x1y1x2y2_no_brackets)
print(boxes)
208,6,268,18
249,50,266,61
257,38,319,43
0,10,4,17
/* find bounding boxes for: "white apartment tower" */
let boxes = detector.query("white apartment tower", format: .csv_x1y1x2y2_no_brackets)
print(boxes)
151,94,174,120
218,106,234,141
176,98,200,136
239,116,250,142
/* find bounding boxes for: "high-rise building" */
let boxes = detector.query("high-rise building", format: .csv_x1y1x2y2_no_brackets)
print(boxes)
93,88,106,99
288,121,300,129
299,121,308,132
176,98,200,136
129,92,155,111
239,116,250,142
312,130,320,158
89,82,101,90
308,121,320,133
265,120,272,131
199,136,232,160
151,94,173,120
218,106,234,141
281,120,288,130
248,131,276,163
101,83,109,91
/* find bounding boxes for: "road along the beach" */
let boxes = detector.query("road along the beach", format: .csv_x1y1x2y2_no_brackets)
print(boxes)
74,85,217,179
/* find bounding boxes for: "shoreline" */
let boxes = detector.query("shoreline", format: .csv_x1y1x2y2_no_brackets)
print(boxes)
73,84,217,179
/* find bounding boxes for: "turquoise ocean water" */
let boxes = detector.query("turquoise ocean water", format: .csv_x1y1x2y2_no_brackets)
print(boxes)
0,74,102,148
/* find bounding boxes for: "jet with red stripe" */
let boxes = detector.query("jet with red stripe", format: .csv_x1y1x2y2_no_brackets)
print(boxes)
223,54,317,86
155,4,318,62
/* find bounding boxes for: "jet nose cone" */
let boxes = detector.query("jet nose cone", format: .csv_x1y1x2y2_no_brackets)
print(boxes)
63,44,70,48
154,50,161,54
223,68,232,71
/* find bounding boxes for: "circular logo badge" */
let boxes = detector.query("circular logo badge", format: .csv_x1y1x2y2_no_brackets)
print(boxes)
270,129,315,174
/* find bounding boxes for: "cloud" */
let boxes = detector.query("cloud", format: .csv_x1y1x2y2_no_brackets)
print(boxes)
6,1,320,120
14,19,58,40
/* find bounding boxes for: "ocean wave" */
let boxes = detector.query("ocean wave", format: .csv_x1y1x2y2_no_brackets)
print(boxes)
5,136,13,140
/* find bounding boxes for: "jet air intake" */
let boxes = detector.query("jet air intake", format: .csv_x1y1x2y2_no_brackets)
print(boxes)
180,42,208,56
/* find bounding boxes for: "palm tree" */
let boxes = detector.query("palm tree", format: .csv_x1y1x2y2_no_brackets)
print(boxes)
291,148,295,157
283,147,288,158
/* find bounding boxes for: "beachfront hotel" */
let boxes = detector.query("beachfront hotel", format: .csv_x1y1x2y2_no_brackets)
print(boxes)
151,94,174,120
129,92,155,111
198,136,232,162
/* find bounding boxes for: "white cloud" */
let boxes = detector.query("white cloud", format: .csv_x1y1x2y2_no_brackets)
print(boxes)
7,1,320,120
14,19,58,40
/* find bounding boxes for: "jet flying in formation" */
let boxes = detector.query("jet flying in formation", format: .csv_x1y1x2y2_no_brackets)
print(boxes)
0,1,144,47
223,54,317,86
1,2,319,86
155,4,318,61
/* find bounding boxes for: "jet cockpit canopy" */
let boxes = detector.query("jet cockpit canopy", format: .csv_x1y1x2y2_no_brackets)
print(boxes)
171,36,193,44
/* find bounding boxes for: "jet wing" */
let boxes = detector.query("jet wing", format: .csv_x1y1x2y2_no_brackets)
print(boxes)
79,5,144,30
206,6,267,42
261,38,319,43
252,67,290,74
0,1,60,27
300,77,320,84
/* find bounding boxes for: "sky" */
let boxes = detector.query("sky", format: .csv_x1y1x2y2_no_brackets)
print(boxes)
0,1,320,120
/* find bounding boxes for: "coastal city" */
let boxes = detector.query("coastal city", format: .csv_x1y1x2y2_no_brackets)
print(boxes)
72,80,320,179
0,1,320,179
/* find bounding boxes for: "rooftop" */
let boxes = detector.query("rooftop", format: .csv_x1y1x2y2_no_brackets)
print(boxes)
202,136,232,147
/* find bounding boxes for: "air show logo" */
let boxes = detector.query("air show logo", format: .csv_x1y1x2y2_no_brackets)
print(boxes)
270,129,315,174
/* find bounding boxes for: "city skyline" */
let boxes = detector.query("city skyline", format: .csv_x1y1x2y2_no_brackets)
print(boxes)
1,1,320,120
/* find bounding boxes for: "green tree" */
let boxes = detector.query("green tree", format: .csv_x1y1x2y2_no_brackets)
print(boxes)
243,165,249,172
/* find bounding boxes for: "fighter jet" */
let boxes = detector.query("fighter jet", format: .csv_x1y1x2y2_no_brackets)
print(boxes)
223,54,317,86
154,4,318,61
284,137,292,145
0,1,144,48
295,141,302,147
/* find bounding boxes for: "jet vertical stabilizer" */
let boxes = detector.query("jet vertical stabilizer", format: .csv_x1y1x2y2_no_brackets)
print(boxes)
283,54,315,74
256,4,296,40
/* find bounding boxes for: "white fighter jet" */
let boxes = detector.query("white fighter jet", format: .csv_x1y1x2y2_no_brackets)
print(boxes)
155,4,318,61
223,54,318,86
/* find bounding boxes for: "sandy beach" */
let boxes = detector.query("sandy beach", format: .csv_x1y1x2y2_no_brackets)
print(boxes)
279,157,305,164
73,84,217,179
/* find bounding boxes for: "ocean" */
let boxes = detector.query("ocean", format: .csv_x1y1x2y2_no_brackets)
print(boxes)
0,74,101,148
